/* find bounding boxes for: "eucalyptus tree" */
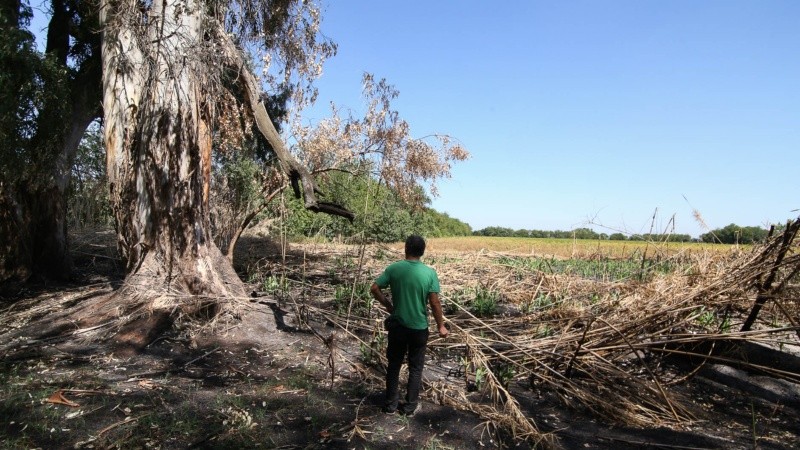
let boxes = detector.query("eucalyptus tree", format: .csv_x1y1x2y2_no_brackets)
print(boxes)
99,0,350,305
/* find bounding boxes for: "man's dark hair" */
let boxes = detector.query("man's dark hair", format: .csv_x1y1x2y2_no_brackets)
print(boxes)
405,235,426,258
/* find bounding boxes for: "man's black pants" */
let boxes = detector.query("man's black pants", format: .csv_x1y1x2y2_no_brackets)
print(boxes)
385,325,429,413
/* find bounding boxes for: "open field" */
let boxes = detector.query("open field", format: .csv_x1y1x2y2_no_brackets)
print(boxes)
423,236,738,258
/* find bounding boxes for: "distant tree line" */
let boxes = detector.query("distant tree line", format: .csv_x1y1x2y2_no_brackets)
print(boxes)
473,227,693,242
699,223,771,245
474,224,773,244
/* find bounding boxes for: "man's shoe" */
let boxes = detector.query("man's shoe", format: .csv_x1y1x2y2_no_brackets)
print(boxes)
382,405,397,414
399,404,418,416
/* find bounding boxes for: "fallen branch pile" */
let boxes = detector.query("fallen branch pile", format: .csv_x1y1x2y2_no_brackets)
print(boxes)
310,219,800,447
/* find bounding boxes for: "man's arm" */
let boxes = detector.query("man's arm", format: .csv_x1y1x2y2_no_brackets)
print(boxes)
428,292,449,338
370,283,393,314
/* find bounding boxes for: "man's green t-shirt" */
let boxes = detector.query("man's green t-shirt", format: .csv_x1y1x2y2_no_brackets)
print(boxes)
375,260,440,330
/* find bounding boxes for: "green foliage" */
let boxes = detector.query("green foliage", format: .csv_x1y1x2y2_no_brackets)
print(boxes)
530,292,557,311
273,170,471,243
694,307,732,332
221,156,263,212
445,286,499,317
700,223,770,244
0,7,70,186
333,282,373,317
497,255,677,282
474,227,693,242
493,363,516,388
359,333,385,366
426,255,460,265
474,366,487,390
696,308,716,327
262,275,288,295
536,325,555,338
67,122,112,227
719,317,731,333
444,291,464,314
470,285,499,317
0,15,36,176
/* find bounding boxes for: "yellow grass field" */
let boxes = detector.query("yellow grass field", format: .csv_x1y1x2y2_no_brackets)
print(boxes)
421,235,738,259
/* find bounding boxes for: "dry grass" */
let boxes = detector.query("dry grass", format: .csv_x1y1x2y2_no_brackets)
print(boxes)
283,222,799,447
404,236,736,259
6,225,793,448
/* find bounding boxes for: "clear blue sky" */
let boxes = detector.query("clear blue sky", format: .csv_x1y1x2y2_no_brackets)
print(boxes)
308,0,799,237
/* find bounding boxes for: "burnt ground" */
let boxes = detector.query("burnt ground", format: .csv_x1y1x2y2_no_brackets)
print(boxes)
1,235,799,449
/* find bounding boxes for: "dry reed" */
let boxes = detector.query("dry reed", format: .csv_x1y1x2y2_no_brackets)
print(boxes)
297,219,800,447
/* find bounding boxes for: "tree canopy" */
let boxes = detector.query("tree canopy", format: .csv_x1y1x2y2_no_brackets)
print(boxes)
1,0,471,304
700,224,770,244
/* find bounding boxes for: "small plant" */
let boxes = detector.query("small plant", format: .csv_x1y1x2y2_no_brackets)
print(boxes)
719,317,732,333
286,370,315,391
470,285,499,317
262,275,288,295
533,292,555,310
333,255,356,271
496,255,680,282
359,342,375,365
494,363,516,388
427,255,459,265
360,334,385,365
536,325,554,338
444,289,469,314
474,366,487,391
328,256,357,283
696,308,716,327
374,332,386,352
444,298,460,315
333,282,373,317
520,297,535,314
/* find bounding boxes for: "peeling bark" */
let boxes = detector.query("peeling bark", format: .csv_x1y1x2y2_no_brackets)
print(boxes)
100,0,244,301
97,0,353,329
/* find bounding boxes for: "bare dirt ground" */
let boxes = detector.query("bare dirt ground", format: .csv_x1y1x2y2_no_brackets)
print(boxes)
1,232,799,449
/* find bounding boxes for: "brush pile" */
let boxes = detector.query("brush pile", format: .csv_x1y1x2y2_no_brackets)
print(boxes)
303,219,800,447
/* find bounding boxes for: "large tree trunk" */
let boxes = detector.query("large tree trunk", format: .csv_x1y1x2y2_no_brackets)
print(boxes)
0,0,100,283
100,0,243,302
0,184,71,282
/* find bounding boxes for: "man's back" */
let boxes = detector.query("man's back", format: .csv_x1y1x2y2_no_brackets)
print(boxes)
376,259,439,330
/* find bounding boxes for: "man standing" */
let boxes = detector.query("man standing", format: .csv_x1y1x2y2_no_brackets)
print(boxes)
371,235,449,415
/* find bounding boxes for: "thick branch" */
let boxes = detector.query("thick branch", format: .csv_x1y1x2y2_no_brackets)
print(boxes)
216,26,353,222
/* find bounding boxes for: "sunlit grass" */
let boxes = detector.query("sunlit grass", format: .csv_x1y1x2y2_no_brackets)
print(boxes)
422,236,737,258
496,255,679,282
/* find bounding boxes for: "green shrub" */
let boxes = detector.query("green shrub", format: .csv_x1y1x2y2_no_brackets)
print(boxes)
470,285,499,317
333,282,373,317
